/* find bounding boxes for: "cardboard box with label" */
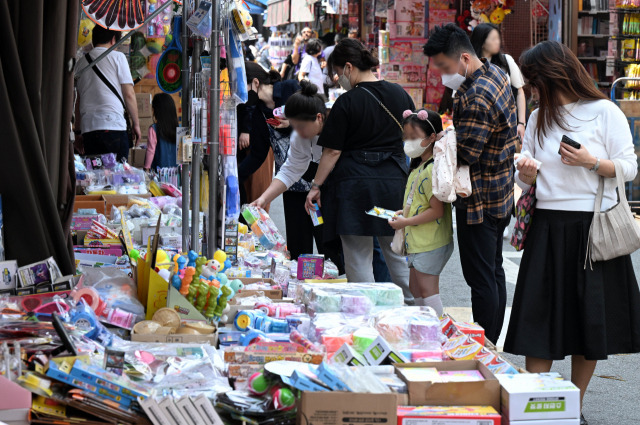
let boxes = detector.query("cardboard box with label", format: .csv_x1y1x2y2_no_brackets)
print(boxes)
395,360,501,411
397,406,501,425
297,392,397,425
498,373,580,423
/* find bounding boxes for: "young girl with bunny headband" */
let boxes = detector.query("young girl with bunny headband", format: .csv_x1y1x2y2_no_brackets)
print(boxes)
388,109,454,316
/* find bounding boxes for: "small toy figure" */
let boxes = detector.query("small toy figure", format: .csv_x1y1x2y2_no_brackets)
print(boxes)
187,250,198,267
227,279,244,298
187,279,201,304
179,267,195,296
195,256,207,278
214,286,232,318
171,274,182,291
204,284,220,318
213,250,227,265
196,281,210,312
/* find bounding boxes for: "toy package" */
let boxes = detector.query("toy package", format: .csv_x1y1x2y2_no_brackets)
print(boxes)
366,206,398,220
241,205,286,252
17,257,63,288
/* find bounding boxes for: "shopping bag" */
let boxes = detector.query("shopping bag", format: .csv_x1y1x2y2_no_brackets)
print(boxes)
510,181,536,251
432,127,472,202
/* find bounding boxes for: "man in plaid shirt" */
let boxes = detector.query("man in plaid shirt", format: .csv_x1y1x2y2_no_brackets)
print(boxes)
424,24,517,344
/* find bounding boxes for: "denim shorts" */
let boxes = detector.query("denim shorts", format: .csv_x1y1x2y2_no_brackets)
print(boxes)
408,242,454,275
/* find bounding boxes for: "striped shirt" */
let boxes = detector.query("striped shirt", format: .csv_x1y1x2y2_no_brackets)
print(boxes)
453,59,518,225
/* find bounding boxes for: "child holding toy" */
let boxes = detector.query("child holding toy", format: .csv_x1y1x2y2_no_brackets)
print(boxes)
144,93,178,171
388,110,453,316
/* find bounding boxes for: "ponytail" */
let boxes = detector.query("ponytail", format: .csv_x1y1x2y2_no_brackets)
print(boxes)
328,38,379,75
284,80,327,121
245,62,282,85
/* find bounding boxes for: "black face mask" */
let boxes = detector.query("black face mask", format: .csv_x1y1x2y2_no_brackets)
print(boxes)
246,89,259,107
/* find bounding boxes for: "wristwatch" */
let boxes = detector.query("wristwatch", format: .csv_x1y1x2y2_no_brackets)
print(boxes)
311,179,322,189
517,122,525,127
590,157,601,172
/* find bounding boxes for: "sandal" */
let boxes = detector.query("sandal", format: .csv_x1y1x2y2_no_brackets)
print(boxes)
580,414,588,425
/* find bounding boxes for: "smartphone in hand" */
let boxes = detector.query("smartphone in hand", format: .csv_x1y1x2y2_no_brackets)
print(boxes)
266,118,281,127
558,135,581,155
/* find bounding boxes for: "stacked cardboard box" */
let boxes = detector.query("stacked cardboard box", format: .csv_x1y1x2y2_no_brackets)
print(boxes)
498,373,580,425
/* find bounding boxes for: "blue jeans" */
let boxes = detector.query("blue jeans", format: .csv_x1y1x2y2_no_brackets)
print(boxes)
373,237,392,282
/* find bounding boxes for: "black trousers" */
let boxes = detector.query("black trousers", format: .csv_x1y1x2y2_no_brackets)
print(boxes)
83,130,129,162
282,191,344,273
456,207,511,344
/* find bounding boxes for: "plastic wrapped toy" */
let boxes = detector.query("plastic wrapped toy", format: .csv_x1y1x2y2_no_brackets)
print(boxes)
241,205,286,252
374,307,443,351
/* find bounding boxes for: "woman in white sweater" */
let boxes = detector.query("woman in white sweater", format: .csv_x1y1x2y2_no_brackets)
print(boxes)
504,41,640,425
253,81,340,268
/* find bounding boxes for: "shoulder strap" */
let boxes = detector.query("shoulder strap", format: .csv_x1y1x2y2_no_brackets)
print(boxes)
85,53,127,110
359,86,403,131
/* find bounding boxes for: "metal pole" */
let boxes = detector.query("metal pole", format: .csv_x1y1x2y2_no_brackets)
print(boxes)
76,0,174,75
208,0,221,253
191,38,204,254
191,144,201,253
181,1,191,252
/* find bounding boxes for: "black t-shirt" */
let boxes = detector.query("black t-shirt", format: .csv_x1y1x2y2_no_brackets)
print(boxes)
318,80,415,153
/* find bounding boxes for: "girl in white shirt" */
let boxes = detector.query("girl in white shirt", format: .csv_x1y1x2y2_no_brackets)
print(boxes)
503,41,640,425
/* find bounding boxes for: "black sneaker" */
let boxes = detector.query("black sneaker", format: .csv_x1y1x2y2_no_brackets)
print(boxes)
581,414,588,425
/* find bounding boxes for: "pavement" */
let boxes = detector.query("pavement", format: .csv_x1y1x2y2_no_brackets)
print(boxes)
269,194,640,424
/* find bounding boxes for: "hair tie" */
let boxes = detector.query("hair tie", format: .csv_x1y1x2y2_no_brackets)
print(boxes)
417,110,429,120
404,110,437,135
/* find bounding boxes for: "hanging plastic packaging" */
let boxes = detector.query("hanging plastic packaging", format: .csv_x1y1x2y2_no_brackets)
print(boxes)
226,26,249,104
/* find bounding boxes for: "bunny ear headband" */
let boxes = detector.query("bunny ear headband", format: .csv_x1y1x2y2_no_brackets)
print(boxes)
402,110,437,135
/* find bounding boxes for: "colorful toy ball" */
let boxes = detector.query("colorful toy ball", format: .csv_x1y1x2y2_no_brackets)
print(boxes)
272,388,296,411
213,250,227,265
248,371,270,395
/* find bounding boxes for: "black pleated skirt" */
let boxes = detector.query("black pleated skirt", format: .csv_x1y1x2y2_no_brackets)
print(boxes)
504,209,640,361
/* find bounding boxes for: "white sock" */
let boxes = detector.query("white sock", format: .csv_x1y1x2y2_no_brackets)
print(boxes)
413,297,424,306
424,294,444,317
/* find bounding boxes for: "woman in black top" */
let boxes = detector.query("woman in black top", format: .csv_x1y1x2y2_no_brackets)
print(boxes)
305,39,414,303
237,62,300,205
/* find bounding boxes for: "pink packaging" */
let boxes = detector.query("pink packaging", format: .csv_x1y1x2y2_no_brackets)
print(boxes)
426,86,446,105
429,9,457,28
297,255,324,280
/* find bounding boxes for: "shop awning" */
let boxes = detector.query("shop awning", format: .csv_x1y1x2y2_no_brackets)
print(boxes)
290,0,314,22
245,0,267,14
265,0,290,26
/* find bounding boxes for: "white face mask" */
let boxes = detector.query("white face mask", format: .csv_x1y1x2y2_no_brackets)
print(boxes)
441,55,469,91
338,67,352,91
404,139,432,158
